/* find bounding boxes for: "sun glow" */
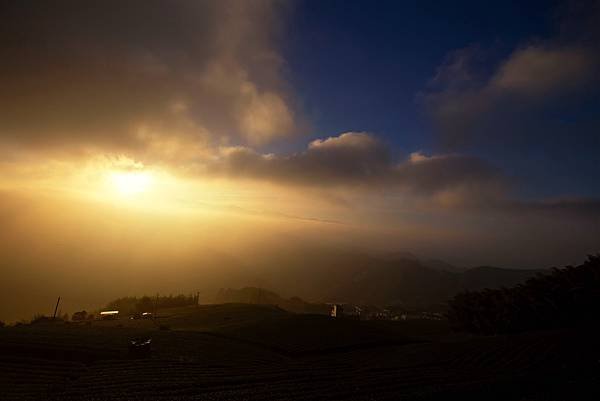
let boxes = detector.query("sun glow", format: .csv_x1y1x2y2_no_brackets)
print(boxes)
0,154,274,217
109,171,154,197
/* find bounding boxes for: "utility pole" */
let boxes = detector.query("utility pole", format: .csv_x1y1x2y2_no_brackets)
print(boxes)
53,296,61,319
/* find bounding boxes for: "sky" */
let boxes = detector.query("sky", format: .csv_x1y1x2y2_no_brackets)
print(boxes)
1,0,600,319
285,0,600,197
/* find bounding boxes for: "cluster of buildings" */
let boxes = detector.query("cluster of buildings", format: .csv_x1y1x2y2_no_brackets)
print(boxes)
328,303,444,321
71,310,154,321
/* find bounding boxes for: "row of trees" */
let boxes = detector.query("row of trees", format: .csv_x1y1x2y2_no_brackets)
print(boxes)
105,294,199,315
447,255,600,335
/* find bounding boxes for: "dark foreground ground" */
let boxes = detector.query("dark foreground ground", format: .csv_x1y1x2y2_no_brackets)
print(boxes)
1,304,599,400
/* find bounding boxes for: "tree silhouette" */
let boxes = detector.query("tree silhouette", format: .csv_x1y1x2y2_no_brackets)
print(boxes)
105,294,198,315
447,255,600,334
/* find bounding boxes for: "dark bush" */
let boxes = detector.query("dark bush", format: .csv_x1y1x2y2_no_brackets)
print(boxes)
447,255,600,334
72,310,88,321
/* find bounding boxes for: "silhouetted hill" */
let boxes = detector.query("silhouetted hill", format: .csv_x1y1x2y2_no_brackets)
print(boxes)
215,287,329,314
3,301,599,400
323,257,546,309
331,259,458,309
100,252,549,315
460,266,546,291
449,255,600,334
422,259,465,273
385,252,464,273
249,246,547,309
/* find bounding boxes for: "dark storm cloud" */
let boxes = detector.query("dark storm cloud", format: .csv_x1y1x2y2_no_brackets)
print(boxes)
209,132,507,197
0,0,296,152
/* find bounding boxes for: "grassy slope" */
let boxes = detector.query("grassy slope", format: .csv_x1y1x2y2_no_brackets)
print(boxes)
1,304,599,400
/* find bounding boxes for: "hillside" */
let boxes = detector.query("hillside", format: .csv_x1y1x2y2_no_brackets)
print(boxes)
0,247,548,324
96,256,546,317
460,266,546,291
324,256,545,309
1,303,599,400
214,287,329,314
448,255,600,334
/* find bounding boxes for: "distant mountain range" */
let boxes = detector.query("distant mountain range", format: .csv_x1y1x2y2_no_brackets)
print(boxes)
330,258,546,309
222,251,547,311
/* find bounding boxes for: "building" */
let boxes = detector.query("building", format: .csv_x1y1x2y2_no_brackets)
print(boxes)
99,310,119,320
330,304,344,318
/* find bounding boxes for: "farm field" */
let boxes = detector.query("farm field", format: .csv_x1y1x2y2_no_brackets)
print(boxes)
1,304,599,400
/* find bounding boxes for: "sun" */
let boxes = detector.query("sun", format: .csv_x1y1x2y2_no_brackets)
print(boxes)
109,171,154,197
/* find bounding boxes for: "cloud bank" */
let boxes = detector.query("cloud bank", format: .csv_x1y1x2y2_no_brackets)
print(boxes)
422,6,600,150
0,0,297,155
206,132,507,200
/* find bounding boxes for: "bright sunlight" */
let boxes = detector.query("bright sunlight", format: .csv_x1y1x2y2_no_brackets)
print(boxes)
109,171,154,197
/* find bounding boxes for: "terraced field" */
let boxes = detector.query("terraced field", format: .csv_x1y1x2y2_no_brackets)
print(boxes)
1,305,599,400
